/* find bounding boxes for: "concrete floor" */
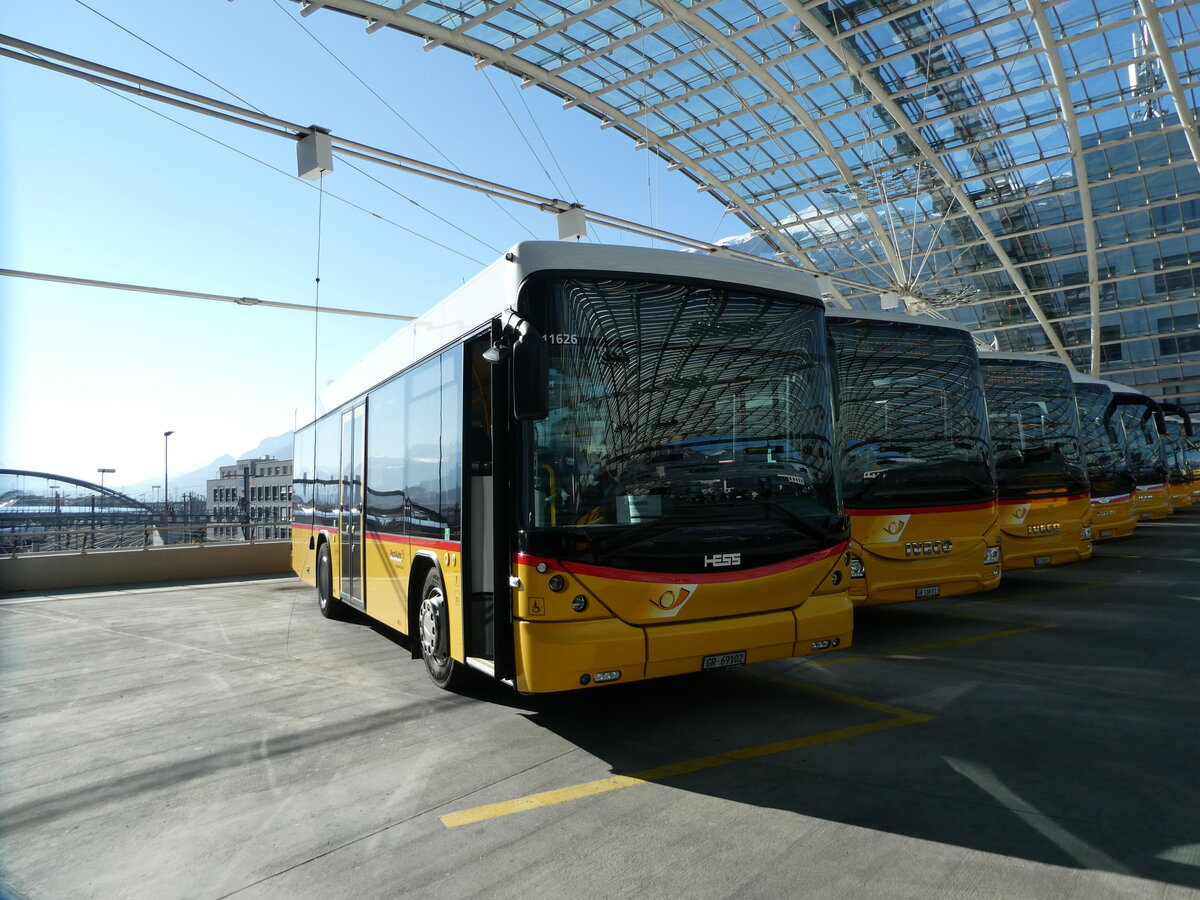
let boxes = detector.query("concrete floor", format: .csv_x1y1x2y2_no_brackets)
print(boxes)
2,515,1199,899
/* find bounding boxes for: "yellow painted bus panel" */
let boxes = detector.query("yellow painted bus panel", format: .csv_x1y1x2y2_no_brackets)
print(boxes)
326,532,343,597
1090,497,1137,540
1135,487,1172,520
997,495,1093,569
514,560,625,622
549,552,843,626
644,609,795,680
1169,483,1194,510
292,527,316,587
849,505,1000,606
514,618,647,693
790,591,854,653
363,535,408,633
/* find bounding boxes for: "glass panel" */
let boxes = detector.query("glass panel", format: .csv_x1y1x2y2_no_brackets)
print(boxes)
981,358,1088,498
522,275,842,574
1073,382,1135,499
828,317,995,510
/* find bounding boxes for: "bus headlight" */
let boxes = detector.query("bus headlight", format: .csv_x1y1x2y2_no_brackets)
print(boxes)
984,545,1001,565
849,556,865,578
1081,526,1093,541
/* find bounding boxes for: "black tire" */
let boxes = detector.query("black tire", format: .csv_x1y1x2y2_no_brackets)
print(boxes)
418,567,466,690
316,542,341,620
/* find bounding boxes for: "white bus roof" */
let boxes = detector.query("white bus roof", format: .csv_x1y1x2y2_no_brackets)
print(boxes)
1069,370,1111,387
978,350,1070,367
311,241,823,425
826,308,974,335
1100,379,1149,398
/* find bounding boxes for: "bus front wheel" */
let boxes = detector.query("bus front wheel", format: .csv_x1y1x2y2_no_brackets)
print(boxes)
419,568,465,690
316,543,341,619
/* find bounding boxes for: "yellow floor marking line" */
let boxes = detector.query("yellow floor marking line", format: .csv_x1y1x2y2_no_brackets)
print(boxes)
888,624,1050,654
955,580,1112,606
808,619,1056,668
440,683,931,829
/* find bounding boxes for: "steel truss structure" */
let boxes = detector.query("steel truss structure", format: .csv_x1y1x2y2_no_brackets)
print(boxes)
294,0,1200,408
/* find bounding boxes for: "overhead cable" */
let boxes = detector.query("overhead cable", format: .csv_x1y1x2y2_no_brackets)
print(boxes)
0,33,869,285
0,268,416,321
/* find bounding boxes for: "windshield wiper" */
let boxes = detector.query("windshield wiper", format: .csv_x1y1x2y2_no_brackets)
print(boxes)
765,502,845,543
590,509,707,557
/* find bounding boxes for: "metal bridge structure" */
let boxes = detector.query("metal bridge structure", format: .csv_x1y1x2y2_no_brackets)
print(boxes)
290,0,1200,410
0,469,156,553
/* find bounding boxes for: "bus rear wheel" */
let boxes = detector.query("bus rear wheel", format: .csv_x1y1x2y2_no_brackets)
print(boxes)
316,543,341,619
418,568,465,690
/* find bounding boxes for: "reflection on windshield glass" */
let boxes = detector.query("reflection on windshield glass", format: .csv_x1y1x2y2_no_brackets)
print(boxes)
1073,383,1135,498
522,276,843,571
1116,402,1167,483
828,317,995,509
980,359,1087,496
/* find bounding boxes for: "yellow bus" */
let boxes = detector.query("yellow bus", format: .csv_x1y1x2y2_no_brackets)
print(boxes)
826,311,1001,606
1071,373,1138,540
291,242,853,693
1106,382,1172,521
1160,405,1196,510
978,352,1092,568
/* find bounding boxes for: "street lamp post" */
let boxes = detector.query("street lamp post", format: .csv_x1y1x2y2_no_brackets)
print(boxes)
163,431,175,537
94,468,115,548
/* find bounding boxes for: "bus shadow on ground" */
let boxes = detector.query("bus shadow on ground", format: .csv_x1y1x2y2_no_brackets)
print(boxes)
509,579,1200,891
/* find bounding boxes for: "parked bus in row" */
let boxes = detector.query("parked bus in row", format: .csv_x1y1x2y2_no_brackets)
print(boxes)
978,352,1092,568
1071,373,1138,540
291,242,853,693
826,311,1000,605
1160,404,1196,510
1105,381,1172,520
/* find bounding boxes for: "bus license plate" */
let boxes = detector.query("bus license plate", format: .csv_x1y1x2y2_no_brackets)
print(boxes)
1034,556,1052,566
1100,530,1113,538
703,651,746,670
915,586,941,598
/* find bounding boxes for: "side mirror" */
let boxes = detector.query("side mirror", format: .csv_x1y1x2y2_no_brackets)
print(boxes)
512,332,549,421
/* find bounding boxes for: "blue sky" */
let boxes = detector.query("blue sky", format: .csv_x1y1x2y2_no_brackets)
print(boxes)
1,0,742,496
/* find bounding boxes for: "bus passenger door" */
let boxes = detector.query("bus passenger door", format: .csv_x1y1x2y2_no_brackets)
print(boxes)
464,335,497,665
339,403,366,610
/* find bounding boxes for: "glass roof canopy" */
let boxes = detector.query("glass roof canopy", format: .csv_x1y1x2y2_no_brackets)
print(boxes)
296,0,1200,409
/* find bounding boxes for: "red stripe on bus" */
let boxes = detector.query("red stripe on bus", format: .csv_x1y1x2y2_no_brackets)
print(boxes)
515,541,848,585
364,532,462,552
999,492,1089,505
844,500,997,516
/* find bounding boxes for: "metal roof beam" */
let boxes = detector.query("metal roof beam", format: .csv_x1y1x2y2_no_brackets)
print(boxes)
1030,3,1101,371
787,1,1072,363
1137,0,1200,170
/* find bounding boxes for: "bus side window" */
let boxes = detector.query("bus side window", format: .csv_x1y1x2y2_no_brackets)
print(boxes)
470,340,493,475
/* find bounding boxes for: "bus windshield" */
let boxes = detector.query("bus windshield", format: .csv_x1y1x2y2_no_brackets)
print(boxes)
981,359,1088,497
828,318,995,510
520,276,844,574
1073,383,1135,499
1115,401,1167,484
